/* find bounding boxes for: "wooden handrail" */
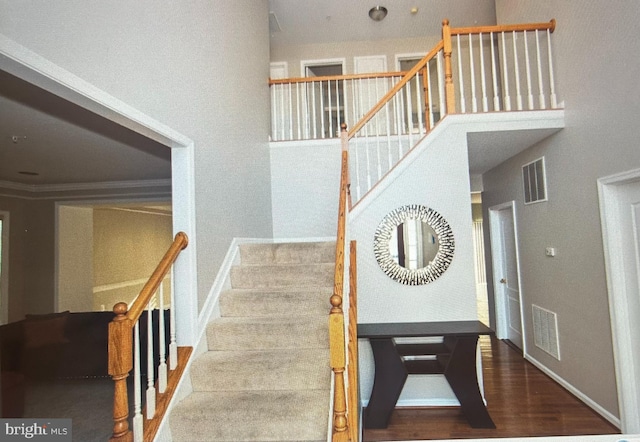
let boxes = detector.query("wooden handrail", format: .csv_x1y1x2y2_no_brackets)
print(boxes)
330,124,351,441
269,71,408,85
450,19,555,36
109,231,188,442
127,232,188,323
347,42,444,138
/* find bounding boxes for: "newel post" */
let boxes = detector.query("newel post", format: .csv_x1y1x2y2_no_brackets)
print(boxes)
442,19,456,114
329,293,349,440
109,302,134,442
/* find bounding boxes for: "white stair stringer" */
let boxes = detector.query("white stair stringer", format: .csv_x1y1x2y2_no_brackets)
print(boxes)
169,241,335,442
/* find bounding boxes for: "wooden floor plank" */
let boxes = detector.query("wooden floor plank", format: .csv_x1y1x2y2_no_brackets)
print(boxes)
363,336,619,441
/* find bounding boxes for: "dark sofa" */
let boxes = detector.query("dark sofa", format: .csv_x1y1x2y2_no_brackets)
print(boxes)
0,309,170,418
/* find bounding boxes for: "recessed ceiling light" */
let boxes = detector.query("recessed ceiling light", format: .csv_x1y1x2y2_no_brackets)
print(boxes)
369,6,388,22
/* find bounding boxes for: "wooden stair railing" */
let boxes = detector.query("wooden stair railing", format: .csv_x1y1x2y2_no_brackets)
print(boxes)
329,124,358,441
109,232,190,442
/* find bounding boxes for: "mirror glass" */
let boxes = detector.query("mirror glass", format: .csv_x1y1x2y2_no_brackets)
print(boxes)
374,205,454,285
389,219,440,270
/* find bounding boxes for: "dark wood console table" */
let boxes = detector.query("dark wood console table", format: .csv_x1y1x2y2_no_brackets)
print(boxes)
358,320,495,429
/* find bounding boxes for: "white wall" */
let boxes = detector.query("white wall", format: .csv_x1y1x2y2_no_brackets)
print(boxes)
480,0,640,421
57,206,93,312
0,0,274,313
351,118,478,405
270,140,342,238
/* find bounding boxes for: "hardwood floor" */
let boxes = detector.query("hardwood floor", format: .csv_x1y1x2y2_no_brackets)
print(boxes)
363,336,620,441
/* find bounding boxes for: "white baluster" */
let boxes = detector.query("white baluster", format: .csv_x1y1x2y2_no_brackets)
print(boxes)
353,137,361,200
523,31,534,110
288,83,293,140
311,82,317,138
133,322,143,442
385,100,392,170
270,85,276,141
457,36,466,113
512,31,523,110
394,92,402,156
169,267,177,370
491,32,500,111
327,80,333,138
469,34,478,113
437,51,446,117
501,32,511,111
480,33,488,112
279,83,285,140
535,30,546,110
146,301,156,419
334,80,340,136
320,80,326,138
404,84,413,147
158,282,167,393
302,83,309,139
547,29,558,108
296,83,302,140
427,61,435,127
414,73,424,133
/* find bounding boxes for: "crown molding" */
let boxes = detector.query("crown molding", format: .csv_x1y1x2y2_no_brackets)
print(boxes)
0,179,171,200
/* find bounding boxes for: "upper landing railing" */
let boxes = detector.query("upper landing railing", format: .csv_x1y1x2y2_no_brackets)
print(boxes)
269,19,559,203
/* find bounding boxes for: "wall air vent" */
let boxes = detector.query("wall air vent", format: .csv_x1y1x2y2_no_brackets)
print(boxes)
522,157,547,204
532,304,560,360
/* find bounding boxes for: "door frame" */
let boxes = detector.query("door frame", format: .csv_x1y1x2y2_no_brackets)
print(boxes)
0,210,9,324
598,168,640,433
488,201,526,353
0,35,198,345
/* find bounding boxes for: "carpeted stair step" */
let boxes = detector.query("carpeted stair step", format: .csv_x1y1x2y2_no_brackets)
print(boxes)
230,263,334,290
190,348,330,392
169,389,328,441
206,315,328,351
239,241,335,266
219,288,330,317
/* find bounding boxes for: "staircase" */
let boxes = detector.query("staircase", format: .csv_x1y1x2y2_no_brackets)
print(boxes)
169,241,335,441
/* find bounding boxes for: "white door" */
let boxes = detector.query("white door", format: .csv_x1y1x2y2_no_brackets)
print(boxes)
489,202,524,350
599,172,640,433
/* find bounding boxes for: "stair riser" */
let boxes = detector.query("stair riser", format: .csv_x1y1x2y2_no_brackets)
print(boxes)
207,320,328,351
219,291,329,317
230,264,334,289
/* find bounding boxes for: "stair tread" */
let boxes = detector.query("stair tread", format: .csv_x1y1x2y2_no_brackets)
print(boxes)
239,241,336,266
170,390,329,441
190,348,330,392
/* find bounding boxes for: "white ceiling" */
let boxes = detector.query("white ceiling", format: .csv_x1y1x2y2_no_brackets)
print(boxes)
268,0,497,49
0,70,171,187
1,1,502,189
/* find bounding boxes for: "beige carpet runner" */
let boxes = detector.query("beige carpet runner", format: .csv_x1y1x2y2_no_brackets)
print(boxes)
169,241,334,441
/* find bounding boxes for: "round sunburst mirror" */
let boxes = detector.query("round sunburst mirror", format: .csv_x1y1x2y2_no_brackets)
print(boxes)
373,205,455,285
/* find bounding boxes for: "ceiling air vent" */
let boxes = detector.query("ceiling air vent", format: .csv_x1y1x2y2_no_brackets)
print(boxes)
269,12,282,33
522,157,547,204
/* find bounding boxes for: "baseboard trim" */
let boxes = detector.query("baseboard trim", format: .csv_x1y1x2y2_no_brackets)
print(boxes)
525,354,621,429
361,398,460,408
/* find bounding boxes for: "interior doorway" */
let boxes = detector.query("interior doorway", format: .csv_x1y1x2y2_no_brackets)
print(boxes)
0,211,8,324
598,169,640,433
301,59,346,139
489,201,525,351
